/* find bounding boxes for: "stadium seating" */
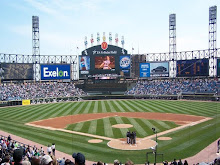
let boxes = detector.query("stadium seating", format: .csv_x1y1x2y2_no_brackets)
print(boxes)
126,78,220,96
0,82,87,101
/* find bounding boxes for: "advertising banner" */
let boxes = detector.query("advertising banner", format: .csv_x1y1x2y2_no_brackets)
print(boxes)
79,56,90,75
140,63,150,77
22,100,30,105
41,64,71,80
119,56,130,76
150,62,169,77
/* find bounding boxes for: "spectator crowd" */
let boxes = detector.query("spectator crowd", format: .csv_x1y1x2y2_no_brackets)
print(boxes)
1,135,220,165
126,78,220,96
0,82,87,101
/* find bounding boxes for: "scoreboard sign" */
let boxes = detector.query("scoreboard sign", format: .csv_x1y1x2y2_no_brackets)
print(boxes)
177,59,209,77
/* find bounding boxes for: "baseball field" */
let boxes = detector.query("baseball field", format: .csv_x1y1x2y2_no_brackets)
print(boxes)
0,99,219,164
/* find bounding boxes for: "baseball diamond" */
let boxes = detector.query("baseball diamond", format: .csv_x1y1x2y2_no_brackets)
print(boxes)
0,100,219,163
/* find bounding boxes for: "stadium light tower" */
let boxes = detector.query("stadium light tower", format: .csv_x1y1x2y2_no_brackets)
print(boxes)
169,14,177,78
32,16,40,58
209,6,217,77
32,16,40,81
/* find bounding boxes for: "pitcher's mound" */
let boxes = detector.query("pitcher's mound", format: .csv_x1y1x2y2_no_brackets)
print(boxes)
107,138,156,150
88,139,103,143
112,124,133,128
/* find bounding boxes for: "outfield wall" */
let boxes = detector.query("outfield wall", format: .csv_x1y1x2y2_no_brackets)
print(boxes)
0,94,219,107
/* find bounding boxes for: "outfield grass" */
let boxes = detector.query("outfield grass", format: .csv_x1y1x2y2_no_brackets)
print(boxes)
0,100,219,164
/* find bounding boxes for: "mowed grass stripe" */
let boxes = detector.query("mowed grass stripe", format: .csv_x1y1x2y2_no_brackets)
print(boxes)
158,100,211,116
93,101,98,113
121,100,140,112
101,101,107,113
3,103,54,121
77,101,90,114
50,102,74,118
118,100,135,112
103,101,111,112
156,100,216,116
20,103,64,122
73,101,87,115
35,103,68,120
140,100,171,113
22,103,61,122
88,101,95,114
72,122,85,131
62,102,81,116
133,100,157,112
106,101,116,112
125,100,145,112
83,101,93,114
55,102,75,116
96,118,105,136
0,104,41,117
103,117,114,137
112,100,125,112
98,101,102,113
140,100,176,113
88,119,97,134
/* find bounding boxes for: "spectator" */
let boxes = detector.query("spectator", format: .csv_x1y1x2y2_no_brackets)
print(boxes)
178,159,183,165
40,155,53,165
125,160,134,165
217,138,220,153
64,159,74,165
72,153,85,165
96,161,103,165
13,148,24,165
1,155,10,165
113,160,120,165
51,143,55,156
47,145,52,155
183,160,188,165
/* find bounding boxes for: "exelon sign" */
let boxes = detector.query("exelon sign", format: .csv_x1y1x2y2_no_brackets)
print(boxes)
41,65,71,80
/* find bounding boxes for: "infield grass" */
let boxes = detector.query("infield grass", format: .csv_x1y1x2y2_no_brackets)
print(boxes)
0,100,219,164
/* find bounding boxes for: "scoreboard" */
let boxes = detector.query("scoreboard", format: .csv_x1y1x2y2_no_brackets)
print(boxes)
177,59,209,77
79,43,130,78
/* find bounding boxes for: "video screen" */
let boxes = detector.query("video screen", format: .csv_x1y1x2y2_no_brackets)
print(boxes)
95,56,115,70
177,59,209,77
0,63,33,80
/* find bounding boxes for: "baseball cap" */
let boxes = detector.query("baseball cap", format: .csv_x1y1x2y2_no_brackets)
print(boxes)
41,155,53,165
72,153,85,165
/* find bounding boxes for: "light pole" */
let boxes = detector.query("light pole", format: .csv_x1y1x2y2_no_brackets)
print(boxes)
152,128,157,165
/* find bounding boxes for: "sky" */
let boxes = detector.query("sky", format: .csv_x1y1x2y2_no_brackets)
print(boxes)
0,0,219,56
